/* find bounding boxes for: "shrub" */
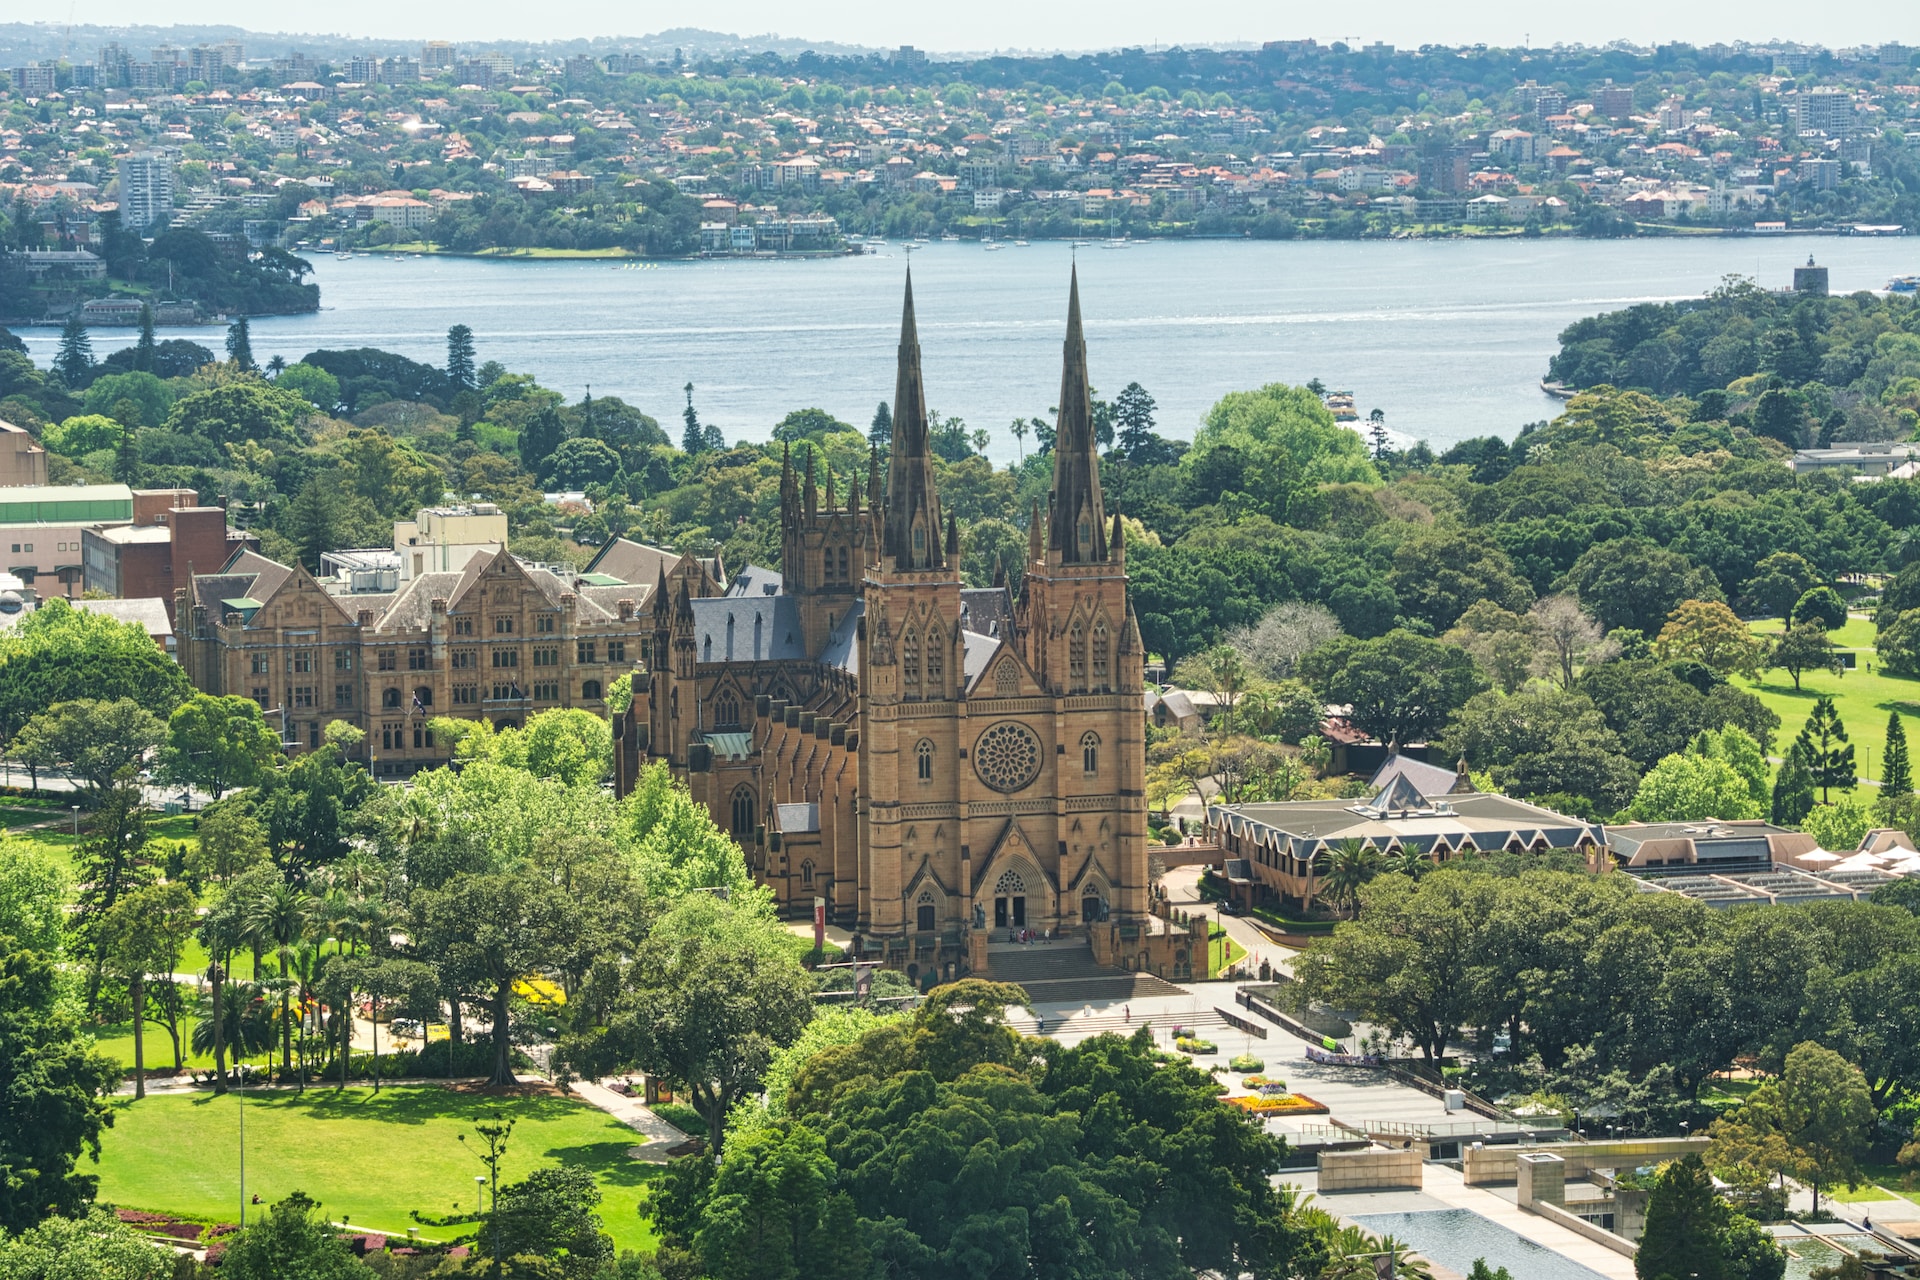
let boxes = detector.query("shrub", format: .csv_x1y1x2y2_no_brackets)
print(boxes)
1229,1054,1265,1072
1174,1036,1218,1055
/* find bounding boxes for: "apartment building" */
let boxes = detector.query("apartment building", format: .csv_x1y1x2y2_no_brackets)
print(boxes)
0,422,49,488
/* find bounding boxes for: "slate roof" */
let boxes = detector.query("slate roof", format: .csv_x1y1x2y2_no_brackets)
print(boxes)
819,599,864,674
961,630,998,689
690,594,805,663
1367,752,1470,797
959,586,1013,637
727,565,782,597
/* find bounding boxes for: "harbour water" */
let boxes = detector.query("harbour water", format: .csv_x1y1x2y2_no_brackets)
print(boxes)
23,237,1917,462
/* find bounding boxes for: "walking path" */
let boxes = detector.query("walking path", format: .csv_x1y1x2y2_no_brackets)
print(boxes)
566,1079,693,1162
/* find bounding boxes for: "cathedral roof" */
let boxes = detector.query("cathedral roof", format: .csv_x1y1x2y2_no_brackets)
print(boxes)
726,564,783,597
959,586,1013,637
689,594,805,663
818,599,864,674
960,629,999,689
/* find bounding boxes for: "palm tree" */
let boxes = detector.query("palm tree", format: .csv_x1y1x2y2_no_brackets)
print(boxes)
244,881,313,1081
193,982,276,1070
1385,847,1430,881
1318,839,1382,917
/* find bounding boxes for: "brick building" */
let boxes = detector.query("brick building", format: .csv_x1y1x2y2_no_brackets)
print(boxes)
82,489,255,624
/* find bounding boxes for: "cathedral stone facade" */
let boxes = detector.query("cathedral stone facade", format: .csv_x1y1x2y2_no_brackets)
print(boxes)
614,270,1150,978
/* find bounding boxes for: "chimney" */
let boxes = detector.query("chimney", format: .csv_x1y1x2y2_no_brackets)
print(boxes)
618,598,635,620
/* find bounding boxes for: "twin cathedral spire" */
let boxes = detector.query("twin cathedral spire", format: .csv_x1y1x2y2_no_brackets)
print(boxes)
819,265,1117,578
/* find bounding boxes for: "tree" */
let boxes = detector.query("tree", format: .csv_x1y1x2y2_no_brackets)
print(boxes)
1795,697,1855,803
273,363,340,413
1563,536,1721,636
1223,600,1342,680
225,316,255,372
1296,869,1497,1064
132,305,157,374
417,871,572,1086
1302,630,1488,748
869,400,892,449
1792,586,1849,632
474,1165,613,1277
1803,795,1872,852
771,407,852,443
158,693,281,800
1113,381,1159,460
1656,600,1767,680
216,1191,373,1280
1772,740,1817,826
520,405,566,478
53,315,93,389
0,599,190,737
682,381,706,454
1889,713,1914,797
0,1204,175,1278
103,883,196,1095
1636,1154,1730,1280
1443,600,1538,693
0,941,121,1232
446,324,476,392
1779,1041,1874,1215
1770,620,1843,691
1880,608,1920,678
15,699,165,806
1318,839,1382,916
559,894,813,1154
1171,645,1256,733
71,775,155,1011
1743,552,1821,620
1628,753,1764,822
189,803,271,886
1529,594,1612,689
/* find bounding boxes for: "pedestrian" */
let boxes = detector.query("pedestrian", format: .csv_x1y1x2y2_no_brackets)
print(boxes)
1124,1005,1131,1023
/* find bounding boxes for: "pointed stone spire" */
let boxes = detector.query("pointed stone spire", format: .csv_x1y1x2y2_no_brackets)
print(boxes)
825,460,836,509
1048,266,1107,564
652,560,671,617
882,269,942,570
803,445,818,514
779,442,795,527
849,469,861,515
1109,508,1125,560
1028,498,1043,562
1121,596,1143,652
944,511,959,557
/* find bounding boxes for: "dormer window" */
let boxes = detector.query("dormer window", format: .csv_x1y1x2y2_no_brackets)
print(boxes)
1078,520,1090,547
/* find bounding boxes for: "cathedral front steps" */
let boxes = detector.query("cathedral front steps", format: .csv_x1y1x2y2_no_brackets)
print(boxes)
982,939,1185,1004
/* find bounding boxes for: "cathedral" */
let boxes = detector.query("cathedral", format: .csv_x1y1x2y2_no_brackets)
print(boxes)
613,269,1152,979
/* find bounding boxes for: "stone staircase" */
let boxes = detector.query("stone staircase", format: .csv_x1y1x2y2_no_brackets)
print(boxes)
982,942,1186,1005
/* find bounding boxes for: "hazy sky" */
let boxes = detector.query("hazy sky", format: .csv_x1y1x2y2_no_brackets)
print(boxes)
81,0,1920,53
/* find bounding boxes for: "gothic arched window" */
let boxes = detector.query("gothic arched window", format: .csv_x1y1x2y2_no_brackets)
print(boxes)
1092,622,1111,689
716,693,741,729
730,785,756,836
838,546,850,580
916,739,934,781
925,627,944,691
995,659,1019,696
1082,731,1100,775
1068,623,1086,688
901,629,920,694
582,679,602,701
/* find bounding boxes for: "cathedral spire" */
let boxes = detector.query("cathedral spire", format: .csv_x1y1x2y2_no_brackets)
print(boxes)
804,445,819,514
1048,266,1107,564
882,269,943,570
1028,497,1043,562
779,442,795,527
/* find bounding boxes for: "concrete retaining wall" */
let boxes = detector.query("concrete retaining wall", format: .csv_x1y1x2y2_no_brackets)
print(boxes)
1463,1137,1709,1186
1317,1144,1427,1191
1529,1200,1639,1257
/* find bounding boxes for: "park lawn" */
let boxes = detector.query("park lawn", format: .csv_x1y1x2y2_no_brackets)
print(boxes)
1741,615,1920,782
95,1086,661,1252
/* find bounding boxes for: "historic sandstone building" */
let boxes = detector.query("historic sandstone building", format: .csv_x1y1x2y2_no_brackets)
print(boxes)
615,271,1151,978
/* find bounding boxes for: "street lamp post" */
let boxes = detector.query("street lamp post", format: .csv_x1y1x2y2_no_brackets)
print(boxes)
71,805,80,836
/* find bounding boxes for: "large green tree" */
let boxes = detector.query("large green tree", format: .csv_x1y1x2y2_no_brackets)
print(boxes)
159,693,282,800
1301,629,1488,748
0,601,189,744
559,894,813,1154
1635,1155,1729,1280
417,871,573,1086
215,1191,373,1280
0,941,122,1232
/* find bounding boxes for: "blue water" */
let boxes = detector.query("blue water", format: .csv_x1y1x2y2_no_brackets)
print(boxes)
20,237,1917,460
1354,1208,1612,1280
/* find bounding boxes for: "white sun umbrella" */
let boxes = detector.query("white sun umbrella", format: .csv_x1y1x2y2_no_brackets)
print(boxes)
1887,856,1920,877
1797,850,1843,866
1833,854,1884,873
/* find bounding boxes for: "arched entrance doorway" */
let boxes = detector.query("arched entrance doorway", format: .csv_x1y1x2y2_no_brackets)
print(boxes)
993,868,1026,929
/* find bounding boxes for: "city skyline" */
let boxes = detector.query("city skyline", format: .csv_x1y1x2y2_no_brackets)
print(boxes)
29,1,1920,58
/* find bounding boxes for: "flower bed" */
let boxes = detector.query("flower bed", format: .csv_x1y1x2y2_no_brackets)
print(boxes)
1225,1092,1329,1116
1239,1074,1288,1093
1174,1036,1218,1055
1229,1055,1266,1073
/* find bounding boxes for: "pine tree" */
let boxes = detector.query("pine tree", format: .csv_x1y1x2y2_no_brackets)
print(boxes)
225,316,254,371
1367,408,1391,459
112,422,141,486
1886,712,1913,797
446,324,476,392
53,315,94,388
1772,739,1816,826
869,400,892,449
133,304,157,373
682,382,705,455
1796,696,1856,804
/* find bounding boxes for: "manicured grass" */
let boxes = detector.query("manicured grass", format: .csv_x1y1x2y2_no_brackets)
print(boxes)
95,1086,661,1251
90,1015,212,1072
1742,614,1920,783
